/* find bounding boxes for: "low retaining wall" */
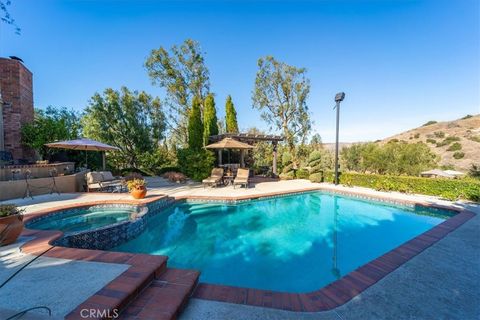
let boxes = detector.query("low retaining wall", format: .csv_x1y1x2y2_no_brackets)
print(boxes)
0,162,75,180
0,170,86,201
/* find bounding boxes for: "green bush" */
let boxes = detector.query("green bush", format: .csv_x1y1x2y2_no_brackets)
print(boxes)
426,138,436,144
309,172,323,183
296,168,309,179
422,120,437,126
177,148,215,181
279,171,295,180
453,152,465,159
309,171,480,202
447,142,462,151
469,135,480,143
434,131,445,138
437,136,461,147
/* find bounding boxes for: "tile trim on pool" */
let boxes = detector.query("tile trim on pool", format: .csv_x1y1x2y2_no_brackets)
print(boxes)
19,187,476,315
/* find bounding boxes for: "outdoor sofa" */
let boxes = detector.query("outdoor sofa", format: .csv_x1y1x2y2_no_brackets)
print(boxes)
86,171,124,192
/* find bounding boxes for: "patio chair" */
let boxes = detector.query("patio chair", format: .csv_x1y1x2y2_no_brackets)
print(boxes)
233,168,250,189
202,168,224,188
86,171,124,192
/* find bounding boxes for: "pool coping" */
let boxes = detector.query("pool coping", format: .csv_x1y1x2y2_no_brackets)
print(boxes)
18,188,476,316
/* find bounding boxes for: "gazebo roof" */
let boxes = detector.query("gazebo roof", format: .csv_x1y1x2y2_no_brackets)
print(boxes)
209,133,284,143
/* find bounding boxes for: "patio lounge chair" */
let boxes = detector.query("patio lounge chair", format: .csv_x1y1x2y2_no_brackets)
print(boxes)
86,171,124,192
202,168,224,188
234,168,250,189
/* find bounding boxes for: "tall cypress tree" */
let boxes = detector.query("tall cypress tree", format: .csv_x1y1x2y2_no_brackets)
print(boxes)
203,93,219,146
188,96,204,150
225,95,239,133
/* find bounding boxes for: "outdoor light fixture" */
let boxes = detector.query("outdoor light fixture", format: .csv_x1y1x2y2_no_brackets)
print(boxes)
334,92,345,185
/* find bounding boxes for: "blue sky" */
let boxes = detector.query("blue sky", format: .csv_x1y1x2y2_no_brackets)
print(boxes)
1,0,479,142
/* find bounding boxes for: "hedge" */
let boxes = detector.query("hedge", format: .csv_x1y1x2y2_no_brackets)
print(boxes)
309,171,480,202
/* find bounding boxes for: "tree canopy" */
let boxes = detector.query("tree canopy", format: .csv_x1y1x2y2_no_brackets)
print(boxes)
252,56,311,165
21,106,81,159
203,93,218,145
341,141,438,176
145,39,210,145
225,95,239,133
82,87,166,168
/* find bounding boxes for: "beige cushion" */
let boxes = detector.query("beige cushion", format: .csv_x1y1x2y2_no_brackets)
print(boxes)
86,172,103,184
99,171,115,181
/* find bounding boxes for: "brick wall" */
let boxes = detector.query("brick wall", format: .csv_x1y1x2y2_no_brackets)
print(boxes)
0,57,35,160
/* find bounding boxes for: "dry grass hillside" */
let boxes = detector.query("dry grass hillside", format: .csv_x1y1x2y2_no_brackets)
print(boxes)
381,114,480,171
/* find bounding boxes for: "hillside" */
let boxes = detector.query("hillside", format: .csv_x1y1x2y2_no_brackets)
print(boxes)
381,114,480,171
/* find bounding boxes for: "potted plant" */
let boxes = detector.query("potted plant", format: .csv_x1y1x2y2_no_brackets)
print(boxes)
127,178,147,199
0,204,24,246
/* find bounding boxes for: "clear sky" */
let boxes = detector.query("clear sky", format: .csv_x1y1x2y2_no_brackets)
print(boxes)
1,0,479,142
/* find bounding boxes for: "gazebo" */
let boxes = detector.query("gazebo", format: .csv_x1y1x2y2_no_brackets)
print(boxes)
208,133,283,175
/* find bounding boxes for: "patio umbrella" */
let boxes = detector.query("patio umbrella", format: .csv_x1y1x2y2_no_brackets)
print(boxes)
205,138,254,166
45,138,120,170
205,137,254,150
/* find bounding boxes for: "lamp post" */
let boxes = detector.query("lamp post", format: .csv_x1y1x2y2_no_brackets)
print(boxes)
334,92,345,185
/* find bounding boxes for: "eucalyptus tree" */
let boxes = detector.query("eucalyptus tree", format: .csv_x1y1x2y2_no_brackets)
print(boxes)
252,56,312,165
145,39,210,145
82,87,166,169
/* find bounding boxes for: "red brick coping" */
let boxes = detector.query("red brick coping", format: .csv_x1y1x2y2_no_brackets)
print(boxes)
19,189,476,316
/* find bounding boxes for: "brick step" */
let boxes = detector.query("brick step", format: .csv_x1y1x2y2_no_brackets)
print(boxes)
119,268,200,320
66,254,168,320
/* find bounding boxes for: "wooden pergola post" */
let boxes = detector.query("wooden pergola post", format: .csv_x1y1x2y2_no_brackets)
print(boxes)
272,142,278,175
218,149,222,166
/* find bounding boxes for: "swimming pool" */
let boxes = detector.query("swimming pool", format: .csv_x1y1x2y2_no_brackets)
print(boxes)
113,192,453,292
27,205,140,234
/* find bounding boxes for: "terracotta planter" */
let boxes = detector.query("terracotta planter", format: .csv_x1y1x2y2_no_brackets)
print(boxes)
131,187,147,199
0,214,24,246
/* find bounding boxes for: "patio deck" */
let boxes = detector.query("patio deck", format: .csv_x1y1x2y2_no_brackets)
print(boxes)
0,178,478,319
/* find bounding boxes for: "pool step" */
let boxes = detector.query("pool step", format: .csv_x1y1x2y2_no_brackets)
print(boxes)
119,268,199,320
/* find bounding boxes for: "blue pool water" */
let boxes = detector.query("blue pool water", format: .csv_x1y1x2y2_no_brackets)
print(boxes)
27,206,135,234
113,192,452,292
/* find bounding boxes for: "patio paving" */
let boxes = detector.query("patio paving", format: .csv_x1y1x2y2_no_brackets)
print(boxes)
0,238,129,318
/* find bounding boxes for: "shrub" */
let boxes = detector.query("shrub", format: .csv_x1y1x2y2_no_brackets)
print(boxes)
437,136,460,147
156,166,181,175
162,171,187,183
469,164,480,179
422,120,437,126
309,172,480,202
453,152,465,159
469,136,480,143
433,131,445,138
177,148,215,181
309,172,323,183
414,133,420,139
461,114,473,120
279,171,295,180
447,142,462,151
296,168,309,179
426,138,437,144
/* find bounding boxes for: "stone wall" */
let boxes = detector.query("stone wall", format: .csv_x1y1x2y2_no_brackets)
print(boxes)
0,57,34,160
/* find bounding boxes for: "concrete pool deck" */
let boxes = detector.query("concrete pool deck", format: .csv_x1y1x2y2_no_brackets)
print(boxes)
0,178,478,319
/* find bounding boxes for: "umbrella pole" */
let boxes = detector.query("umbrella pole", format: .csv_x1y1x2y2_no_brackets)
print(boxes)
85,150,88,169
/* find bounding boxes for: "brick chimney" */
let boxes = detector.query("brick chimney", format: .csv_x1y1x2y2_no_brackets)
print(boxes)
0,57,35,160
